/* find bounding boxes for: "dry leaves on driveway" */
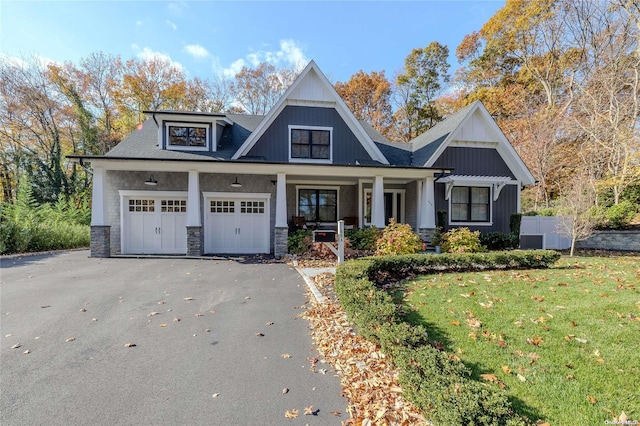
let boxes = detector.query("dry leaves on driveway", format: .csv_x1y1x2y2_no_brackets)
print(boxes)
301,272,428,426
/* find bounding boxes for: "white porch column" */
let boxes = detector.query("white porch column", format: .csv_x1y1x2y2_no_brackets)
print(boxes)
419,176,436,229
371,175,385,228
187,170,201,226
91,167,107,226
275,172,287,227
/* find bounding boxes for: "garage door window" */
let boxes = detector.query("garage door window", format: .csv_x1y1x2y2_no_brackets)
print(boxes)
211,200,234,213
161,199,186,213
129,199,155,212
241,201,265,214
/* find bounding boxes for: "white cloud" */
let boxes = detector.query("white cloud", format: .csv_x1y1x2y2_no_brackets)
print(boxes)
211,39,309,78
0,53,58,69
167,2,188,15
184,44,209,60
136,20,143,26
131,45,184,72
166,20,177,31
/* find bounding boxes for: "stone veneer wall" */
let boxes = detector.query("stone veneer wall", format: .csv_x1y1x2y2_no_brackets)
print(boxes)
274,227,288,258
186,226,203,256
90,226,111,257
575,230,640,252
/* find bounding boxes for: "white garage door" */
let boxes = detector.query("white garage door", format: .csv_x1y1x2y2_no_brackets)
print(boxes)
204,194,270,254
122,195,187,254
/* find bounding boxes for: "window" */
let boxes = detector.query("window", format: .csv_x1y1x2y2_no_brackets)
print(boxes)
128,199,155,212
290,127,331,160
161,200,187,213
363,189,405,225
451,186,490,222
167,124,208,149
298,189,337,222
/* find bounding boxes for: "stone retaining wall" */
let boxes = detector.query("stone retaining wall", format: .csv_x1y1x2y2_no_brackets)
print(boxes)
575,230,640,252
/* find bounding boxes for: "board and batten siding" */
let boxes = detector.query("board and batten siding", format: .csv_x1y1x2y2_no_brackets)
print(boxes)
435,183,517,234
246,106,373,164
432,147,515,178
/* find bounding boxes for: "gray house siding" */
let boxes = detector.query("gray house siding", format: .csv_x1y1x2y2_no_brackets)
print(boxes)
434,183,517,234
432,147,515,178
246,106,373,164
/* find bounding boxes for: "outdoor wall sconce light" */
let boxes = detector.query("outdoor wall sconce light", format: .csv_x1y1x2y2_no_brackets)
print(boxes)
144,175,158,186
230,176,242,188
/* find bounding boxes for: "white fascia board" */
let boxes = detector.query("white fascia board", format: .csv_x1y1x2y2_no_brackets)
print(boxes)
231,60,389,165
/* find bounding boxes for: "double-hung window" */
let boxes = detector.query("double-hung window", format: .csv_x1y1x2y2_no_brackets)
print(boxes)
298,189,337,223
290,126,331,161
451,186,490,223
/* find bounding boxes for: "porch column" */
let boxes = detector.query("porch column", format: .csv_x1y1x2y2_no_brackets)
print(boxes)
419,176,436,229
90,166,110,258
274,172,288,257
371,175,385,228
186,170,203,256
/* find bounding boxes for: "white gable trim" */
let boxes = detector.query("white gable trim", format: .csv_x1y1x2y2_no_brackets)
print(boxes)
423,102,535,185
231,60,389,165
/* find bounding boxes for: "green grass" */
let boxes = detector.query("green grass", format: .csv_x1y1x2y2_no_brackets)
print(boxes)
399,254,640,425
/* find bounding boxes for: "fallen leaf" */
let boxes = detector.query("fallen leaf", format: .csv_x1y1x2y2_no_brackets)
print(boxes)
284,409,299,419
615,412,629,422
282,388,289,394
255,332,264,337
304,405,314,415
502,365,512,374
211,393,219,398
244,296,251,300
209,310,216,314
66,337,76,342
195,313,204,317
517,374,527,382
173,317,181,322
575,338,588,344
11,343,21,349
23,349,30,354
587,396,597,404
319,368,328,374
40,305,51,309
160,323,167,327
330,411,341,416
266,321,274,326
205,328,211,332
80,308,87,312
570,320,577,327
91,318,98,322
281,353,291,358
450,320,460,326
527,336,543,346
157,301,165,305
183,297,193,301
480,373,506,389
566,374,574,380
148,312,160,316
124,343,136,347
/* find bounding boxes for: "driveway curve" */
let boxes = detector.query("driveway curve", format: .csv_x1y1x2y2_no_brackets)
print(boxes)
1,251,347,425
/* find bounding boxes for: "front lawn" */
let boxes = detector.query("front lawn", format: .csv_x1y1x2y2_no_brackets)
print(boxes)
400,254,640,424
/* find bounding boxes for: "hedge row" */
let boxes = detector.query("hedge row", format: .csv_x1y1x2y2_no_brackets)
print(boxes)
334,250,561,425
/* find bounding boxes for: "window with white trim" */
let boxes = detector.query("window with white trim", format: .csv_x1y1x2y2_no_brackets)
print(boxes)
289,126,332,161
166,122,209,150
298,189,337,222
451,186,490,222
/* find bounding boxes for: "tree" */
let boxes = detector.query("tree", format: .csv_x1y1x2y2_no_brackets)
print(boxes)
395,42,451,140
335,70,393,137
231,63,297,114
555,172,598,256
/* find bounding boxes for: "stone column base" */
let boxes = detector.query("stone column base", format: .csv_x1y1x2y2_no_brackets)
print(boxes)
90,226,111,258
418,228,436,243
186,226,204,256
274,227,288,258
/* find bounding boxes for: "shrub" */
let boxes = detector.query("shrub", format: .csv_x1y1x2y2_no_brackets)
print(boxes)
480,232,519,250
441,227,484,253
287,229,312,254
345,226,380,251
605,200,636,229
509,213,522,235
375,219,423,256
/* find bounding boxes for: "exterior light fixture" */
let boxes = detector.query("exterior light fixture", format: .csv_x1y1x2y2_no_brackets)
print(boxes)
144,175,158,186
230,176,242,188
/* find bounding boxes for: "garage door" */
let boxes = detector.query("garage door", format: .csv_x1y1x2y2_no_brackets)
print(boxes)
204,195,270,254
123,195,187,254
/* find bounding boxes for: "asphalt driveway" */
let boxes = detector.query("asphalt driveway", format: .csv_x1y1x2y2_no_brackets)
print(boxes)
1,251,347,425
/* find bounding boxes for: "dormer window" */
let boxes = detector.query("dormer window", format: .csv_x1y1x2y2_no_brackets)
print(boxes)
165,122,210,151
289,125,332,163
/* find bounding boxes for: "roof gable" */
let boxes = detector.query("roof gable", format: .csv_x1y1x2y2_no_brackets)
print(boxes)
231,60,389,164
410,101,535,184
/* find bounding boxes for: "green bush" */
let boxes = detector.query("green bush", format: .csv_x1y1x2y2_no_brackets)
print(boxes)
375,219,423,256
442,227,484,253
480,232,519,250
287,229,312,254
605,200,636,229
509,213,522,235
345,226,380,251
334,250,559,425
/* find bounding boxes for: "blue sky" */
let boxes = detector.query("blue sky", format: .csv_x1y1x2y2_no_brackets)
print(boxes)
1,1,504,83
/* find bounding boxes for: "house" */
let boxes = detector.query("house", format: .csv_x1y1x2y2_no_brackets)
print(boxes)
71,61,535,258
